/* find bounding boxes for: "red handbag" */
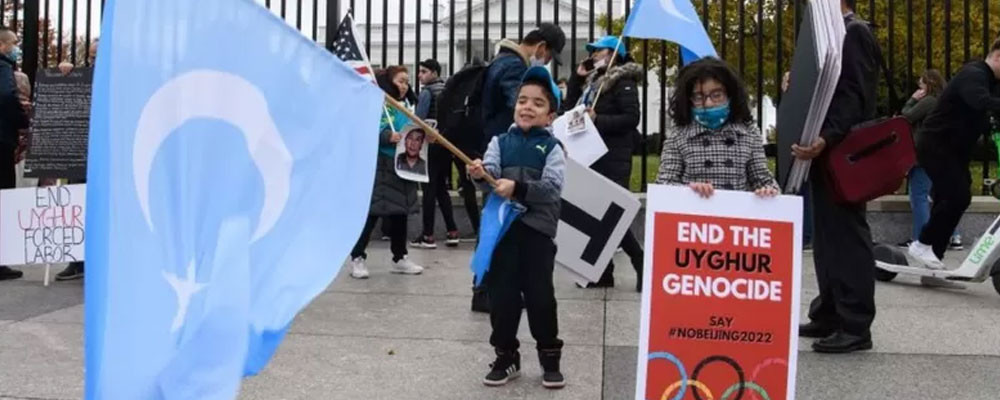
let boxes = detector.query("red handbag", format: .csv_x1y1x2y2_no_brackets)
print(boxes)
823,28,915,205
824,116,915,204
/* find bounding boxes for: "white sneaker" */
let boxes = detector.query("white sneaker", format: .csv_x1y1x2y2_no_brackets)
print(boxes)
349,257,369,279
391,256,424,275
907,242,945,270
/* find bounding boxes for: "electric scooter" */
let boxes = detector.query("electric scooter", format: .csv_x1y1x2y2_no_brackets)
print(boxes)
873,128,1000,297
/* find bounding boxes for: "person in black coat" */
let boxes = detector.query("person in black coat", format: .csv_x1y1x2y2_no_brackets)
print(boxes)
792,1,880,354
0,26,27,281
905,41,1000,268
563,35,644,291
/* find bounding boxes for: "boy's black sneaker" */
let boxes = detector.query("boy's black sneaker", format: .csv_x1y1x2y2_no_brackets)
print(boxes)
542,371,566,389
483,350,521,387
539,348,565,389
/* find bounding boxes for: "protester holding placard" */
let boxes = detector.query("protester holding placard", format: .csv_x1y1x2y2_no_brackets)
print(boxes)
0,26,29,281
467,66,566,389
347,66,425,279
656,57,779,198
792,0,880,354
564,35,645,290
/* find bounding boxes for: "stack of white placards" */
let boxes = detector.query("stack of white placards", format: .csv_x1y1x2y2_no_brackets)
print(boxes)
777,0,846,194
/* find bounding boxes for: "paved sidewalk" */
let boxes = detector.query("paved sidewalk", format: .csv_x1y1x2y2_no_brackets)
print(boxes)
1,243,999,399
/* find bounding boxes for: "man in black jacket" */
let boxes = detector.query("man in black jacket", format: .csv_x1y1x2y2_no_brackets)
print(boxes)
564,35,645,291
0,26,28,281
907,39,1000,268
412,59,466,249
792,0,879,353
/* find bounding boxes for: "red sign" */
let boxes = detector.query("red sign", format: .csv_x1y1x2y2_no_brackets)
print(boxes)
641,212,796,400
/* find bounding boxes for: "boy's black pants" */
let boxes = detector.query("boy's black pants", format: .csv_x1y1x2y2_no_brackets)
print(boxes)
487,220,563,352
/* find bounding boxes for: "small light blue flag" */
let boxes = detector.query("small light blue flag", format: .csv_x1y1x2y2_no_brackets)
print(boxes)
470,193,523,287
84,0,385,399
623,0,718,65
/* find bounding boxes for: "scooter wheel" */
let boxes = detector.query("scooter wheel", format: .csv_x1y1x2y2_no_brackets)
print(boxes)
992,274,1000,297
874,266,898,282
872,244,904,282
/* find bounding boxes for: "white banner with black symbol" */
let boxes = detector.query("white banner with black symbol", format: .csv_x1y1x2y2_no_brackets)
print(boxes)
555,158,642,285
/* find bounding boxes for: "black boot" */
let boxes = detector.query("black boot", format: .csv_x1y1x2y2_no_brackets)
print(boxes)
538,348,565,389
483,349,521,386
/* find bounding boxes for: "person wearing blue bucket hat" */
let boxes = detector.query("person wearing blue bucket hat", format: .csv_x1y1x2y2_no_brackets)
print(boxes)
564,35,646,291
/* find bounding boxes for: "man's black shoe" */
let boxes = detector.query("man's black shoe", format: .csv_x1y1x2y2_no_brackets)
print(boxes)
0,266,23,281
812,331,873,354
798,322,837,338
56,263,84,281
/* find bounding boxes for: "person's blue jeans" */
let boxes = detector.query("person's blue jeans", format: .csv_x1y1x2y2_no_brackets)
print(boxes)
909,166,959,241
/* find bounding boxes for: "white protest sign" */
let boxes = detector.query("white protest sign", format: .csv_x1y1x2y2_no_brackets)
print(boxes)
555,158,641,284
1,184,86,266
636,185,802,400
552,105,608,167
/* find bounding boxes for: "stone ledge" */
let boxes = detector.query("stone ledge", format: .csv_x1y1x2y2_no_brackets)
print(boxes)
866,195,1000,213
430,191,1000,214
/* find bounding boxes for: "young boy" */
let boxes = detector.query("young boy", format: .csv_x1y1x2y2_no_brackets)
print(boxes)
467,66,567,389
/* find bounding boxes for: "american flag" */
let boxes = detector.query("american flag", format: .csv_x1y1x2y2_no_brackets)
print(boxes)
331,14,374,80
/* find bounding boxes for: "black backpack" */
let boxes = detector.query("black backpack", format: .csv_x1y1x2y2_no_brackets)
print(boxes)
436,59,490,156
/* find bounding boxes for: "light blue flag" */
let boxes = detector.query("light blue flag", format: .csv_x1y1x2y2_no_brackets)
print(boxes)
623,0,718,65
470,193,523,287
84,0,385,399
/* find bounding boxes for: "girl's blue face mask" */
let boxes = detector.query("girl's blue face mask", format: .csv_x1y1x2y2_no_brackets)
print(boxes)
693,101,730,130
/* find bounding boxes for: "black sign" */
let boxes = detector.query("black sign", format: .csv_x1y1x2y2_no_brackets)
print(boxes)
24,67,93,180
560,199,625,266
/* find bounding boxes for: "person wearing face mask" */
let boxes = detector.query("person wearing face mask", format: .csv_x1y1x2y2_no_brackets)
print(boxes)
346,66,425,280
656,57,778,198
480,23,566,153
563,35,645,291
0,26,28,281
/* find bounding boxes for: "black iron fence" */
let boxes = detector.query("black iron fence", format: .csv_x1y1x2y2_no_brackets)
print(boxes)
4,0,999,192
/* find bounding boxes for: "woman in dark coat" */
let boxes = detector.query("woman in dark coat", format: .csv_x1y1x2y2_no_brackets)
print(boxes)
899,69,962,249
564,35,644,291
348,66,424,279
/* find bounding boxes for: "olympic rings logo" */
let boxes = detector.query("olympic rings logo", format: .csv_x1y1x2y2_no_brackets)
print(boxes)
648,352,784,400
